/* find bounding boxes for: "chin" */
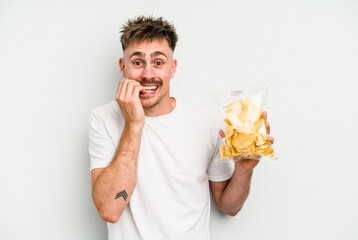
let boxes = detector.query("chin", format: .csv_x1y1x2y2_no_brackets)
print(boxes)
140,97,160,109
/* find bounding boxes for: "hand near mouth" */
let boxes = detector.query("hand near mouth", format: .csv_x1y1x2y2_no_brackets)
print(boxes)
116,79,145,129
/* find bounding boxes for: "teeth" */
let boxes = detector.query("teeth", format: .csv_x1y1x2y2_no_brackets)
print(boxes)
143,85,157,92
143,86,157,90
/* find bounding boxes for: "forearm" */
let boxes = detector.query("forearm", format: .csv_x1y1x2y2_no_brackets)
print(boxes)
92,124,142,222
218,162,254,216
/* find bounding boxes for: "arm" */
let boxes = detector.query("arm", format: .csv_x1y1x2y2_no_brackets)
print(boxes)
210,111,274,216
91,79,144,223
209,160,256,216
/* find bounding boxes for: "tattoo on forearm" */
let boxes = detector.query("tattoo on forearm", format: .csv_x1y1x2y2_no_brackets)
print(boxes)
115,190,128,201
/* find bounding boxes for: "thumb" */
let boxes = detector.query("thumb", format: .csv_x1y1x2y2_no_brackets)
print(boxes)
219,130,225,138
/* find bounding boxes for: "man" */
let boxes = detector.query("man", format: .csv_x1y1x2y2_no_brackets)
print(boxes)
89,16,274,239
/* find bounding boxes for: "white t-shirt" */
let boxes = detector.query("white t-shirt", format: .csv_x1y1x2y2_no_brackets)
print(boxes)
89,99,234,240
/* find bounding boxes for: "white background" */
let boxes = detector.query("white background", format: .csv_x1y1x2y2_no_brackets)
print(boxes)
1,0,357,239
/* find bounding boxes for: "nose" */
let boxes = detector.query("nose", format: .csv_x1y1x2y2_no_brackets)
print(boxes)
141,64,156,80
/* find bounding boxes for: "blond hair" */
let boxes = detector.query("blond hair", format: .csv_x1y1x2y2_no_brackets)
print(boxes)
120,16,178,51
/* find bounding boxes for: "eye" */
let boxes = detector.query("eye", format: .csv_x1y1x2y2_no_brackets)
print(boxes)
134,61,141,66
155,61,163,66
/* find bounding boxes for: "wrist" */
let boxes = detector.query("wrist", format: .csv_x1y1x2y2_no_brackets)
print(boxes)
124,122,144,133
235,161,254,177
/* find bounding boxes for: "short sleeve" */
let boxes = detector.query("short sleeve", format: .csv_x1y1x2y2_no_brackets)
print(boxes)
88,111,116,172
207,132,234,182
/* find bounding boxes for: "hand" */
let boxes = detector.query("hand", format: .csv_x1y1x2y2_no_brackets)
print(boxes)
115,79,145,129
219,111,275,173
261,111,274,145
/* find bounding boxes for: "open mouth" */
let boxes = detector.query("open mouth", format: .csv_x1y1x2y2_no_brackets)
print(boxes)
140,85,159,95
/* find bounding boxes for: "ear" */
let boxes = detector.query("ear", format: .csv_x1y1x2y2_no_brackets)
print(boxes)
170,59,177,79
119,58,126,78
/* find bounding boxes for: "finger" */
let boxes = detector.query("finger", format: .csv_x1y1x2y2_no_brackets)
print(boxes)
120,79,129,101
125,81,135,100
219,130,225,138
265,121,270,135
268,136,274,144
116,80,124,100
139,85,145,94
133,84,145,97
261,111,267,121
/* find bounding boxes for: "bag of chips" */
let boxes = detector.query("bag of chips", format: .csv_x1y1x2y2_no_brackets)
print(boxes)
215,82,277,163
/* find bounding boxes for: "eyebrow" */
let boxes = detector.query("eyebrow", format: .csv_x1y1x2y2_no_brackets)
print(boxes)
151,51,167,59
129,51,144,59
129,51,168,59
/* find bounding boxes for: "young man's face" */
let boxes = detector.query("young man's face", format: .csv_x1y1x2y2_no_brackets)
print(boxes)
119,39,177,110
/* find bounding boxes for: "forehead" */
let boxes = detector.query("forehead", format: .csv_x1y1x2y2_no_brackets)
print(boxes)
124,39,173,58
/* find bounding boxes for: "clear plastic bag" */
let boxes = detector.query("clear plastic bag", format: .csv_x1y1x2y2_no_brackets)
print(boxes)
214,82,277,163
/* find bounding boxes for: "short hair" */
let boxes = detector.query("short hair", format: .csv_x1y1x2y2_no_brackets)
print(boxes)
120,16,178,52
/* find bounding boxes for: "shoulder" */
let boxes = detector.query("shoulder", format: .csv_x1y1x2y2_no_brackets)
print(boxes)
90,100,125,133
91,100,122,121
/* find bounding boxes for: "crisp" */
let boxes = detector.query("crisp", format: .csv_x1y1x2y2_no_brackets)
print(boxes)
219,97,275,160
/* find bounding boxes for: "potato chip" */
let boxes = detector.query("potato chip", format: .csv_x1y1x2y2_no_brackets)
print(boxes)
220,144,233,159
225,136,235,154
232,132,255,150
218,96,275,161
224,118,231,125
225,125,234,138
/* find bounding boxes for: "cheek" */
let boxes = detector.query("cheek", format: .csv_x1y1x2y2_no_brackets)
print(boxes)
125,67,141,78
159,67,173,79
